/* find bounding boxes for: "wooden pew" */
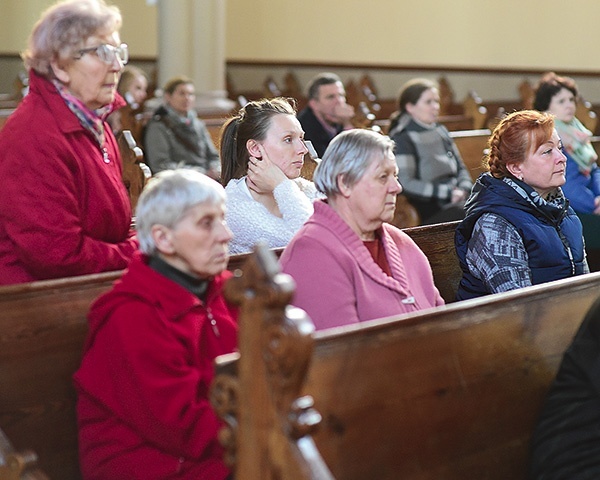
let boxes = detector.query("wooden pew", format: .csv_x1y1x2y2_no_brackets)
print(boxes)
202,116,228,149
404,221,460,303
449,128,490,182
282,71,307,110
0,272,120,480
116,104,149,147
212,245,600,480
0,109,14,133
576,98,598,135
434,78,488,131
390,194,420,229
0,427,48,480
437,93,488,132
117,129,148,211
0,248,266,478
0,220,459,479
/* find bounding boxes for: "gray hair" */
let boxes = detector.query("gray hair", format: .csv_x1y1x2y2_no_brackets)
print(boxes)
136,169,226,255
22,0,122,79
314,129,396,197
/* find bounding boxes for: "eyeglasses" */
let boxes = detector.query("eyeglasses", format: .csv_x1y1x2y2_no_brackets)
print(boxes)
74,43,129,65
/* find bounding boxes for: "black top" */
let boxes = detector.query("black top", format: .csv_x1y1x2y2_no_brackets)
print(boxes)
530,296,600,479
148,254,209,301
297,106,343,158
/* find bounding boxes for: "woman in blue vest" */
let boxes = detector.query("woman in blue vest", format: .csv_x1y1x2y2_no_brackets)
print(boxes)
455,110,588,301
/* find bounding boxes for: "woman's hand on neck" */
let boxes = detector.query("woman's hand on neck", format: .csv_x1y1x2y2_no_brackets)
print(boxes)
245,155,288,218
246,154,288,195
246,176,283,218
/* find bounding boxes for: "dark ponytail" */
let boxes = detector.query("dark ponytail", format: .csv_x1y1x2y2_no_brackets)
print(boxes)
219,97,297,185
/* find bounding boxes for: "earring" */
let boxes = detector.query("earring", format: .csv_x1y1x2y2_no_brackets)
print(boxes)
519,175,524,181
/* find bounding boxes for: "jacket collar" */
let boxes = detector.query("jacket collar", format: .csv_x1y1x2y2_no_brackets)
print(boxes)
28,70,125,136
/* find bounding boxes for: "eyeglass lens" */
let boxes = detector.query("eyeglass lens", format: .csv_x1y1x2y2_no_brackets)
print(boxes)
96,44,128,65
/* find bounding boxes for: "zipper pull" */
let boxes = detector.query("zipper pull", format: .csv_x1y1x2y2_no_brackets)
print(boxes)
206,308,220,337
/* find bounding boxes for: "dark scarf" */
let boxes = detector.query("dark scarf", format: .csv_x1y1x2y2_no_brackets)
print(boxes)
153,105,203,156
148,254,209,301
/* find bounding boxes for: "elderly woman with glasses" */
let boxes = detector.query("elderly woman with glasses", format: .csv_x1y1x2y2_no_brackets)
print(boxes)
0,0,137,285
280,129,444,330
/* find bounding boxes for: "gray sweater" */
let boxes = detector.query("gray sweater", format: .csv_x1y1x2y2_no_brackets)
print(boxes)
143,105,220,176
389,116,473,219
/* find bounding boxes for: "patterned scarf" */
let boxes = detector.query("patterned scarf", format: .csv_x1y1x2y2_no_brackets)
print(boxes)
53,80,112,147
502,176,567,213
554,117,598,175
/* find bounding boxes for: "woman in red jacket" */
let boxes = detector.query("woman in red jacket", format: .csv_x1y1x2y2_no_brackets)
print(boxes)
74,169,236,479
0,0,137,284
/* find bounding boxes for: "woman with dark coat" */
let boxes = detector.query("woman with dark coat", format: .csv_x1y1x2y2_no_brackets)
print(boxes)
455,110,588,300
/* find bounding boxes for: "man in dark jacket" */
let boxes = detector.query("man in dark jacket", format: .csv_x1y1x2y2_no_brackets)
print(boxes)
297,72,355,157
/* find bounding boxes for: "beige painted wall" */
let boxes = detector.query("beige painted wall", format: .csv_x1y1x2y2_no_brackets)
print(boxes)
225,0,600,71
0,0,157,57
3,0,600,70
2,0,600,100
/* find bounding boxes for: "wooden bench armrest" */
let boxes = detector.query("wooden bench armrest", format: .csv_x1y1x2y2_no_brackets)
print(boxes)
0,428,48,480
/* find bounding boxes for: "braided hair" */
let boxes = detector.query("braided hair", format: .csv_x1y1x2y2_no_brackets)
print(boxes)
485,110,555,179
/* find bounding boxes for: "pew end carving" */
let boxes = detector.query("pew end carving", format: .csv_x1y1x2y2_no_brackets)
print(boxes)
211,244,334,479
576,97,598,135
117,129,148,211
462,92,488,130
0,427,48,480
438,76,458,116
282,72,306,110
518,79,534,110
263,76,282,99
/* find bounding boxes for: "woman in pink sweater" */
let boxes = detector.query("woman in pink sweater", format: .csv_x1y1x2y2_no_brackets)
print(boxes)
280,129,444,330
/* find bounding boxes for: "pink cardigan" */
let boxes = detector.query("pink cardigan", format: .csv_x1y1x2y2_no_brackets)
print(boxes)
280,200,444,330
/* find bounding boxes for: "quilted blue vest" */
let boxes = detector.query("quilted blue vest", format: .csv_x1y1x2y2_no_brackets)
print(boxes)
455,174,586,300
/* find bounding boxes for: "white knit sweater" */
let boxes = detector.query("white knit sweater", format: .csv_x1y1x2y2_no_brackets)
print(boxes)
225,176,320,254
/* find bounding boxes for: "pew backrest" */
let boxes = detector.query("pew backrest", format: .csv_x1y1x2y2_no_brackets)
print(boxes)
403,221,460,303
0,220,458,479
449,128,490,182
0,248,283,479
212,245,600,480
0,272,120,479
303,273,600,479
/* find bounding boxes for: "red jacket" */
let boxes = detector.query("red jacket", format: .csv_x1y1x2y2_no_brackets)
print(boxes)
0,71,137,284
74,253,237,479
